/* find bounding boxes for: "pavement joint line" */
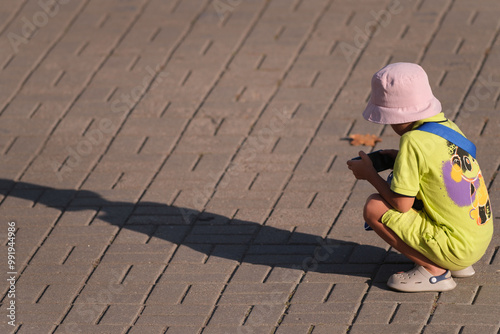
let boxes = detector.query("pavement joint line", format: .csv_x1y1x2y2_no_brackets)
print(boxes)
305,0,401,236
97,0,228,329
13,0,94,181
272,271,307,333
0,214,64,304
241,305,254,326
452,22,500,122
28,102,43,119
471,285,483,305
322,283,336,303
34,285,50,304
489,246,499,265
0,0,29,36
388,302,401,324
1,54,15,70
205,0,337,220
137,0,291,331
61,246,75,265
2,137,17,156
36,0,160,323
135,136,149,155
123,0,217,208
0,0,92,117
345,280,371,333
110,0,212,285
87,206,102,227
1,0,154,317
94,304,110,325
416,0,455,64
206,0,352,329
169,0,183,14
414,0,425,12
131,0,270,219
487,163,500,190
421,294,442,333
199,265,241,333
68,0,156,190
204,0,337,246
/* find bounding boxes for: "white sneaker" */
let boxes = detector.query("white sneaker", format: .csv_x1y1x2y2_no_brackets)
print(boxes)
450,266,475,278
387,266,456,292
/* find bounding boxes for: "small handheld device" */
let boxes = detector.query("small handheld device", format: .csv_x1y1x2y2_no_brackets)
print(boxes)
351,150,395,172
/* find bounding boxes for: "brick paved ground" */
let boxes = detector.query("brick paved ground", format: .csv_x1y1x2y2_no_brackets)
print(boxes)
0,0,499,333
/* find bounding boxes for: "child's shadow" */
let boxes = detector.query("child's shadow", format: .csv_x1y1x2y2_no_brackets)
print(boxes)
0,178,395,277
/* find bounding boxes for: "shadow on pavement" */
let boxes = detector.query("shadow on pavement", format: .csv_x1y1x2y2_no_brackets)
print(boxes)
0,178,392,277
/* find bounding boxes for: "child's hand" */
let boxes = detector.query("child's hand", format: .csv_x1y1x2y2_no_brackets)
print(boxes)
346,151,377,180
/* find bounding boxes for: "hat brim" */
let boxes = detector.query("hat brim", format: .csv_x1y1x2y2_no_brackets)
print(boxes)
362,97,442,124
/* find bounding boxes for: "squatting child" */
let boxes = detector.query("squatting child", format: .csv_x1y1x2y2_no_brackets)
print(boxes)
346,62,493,292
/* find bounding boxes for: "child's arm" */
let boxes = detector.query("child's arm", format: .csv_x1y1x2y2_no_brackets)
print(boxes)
347,151,415,213
367,171,415,212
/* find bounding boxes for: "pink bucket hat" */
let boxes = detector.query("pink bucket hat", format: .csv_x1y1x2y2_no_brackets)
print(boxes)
362,62,441,124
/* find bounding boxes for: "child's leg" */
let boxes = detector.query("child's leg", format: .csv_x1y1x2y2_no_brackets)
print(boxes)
363,193,446,276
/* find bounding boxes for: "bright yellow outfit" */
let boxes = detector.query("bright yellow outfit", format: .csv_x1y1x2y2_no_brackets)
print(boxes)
382,113,494,270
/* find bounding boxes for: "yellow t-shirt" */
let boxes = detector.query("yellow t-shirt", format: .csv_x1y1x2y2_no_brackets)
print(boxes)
390,113,493,265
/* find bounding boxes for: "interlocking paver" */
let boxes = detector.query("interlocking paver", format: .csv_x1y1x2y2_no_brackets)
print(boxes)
207,304,251,326
1,0,500,332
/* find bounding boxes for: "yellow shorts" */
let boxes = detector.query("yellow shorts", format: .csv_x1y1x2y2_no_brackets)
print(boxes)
381,208,478,271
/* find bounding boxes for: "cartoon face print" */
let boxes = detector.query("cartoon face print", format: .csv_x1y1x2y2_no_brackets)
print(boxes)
442,145,491,225
449,147,479,181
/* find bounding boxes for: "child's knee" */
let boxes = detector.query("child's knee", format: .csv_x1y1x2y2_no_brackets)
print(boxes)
364,194,389,223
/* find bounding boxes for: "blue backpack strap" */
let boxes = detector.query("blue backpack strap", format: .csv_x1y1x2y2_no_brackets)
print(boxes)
416,122,476,159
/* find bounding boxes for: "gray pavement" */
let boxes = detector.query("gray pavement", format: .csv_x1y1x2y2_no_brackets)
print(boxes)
0,0,499,333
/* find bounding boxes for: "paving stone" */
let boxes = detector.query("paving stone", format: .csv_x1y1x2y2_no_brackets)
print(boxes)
37,284,82,304
421,324,462,334
180,283,225,305
471,285,500,304
460,325,500,334
86,263,131,285
203,325,274,334
390,302,434,325
162,327,202,334
97,304,142,325
121,264,165,284
354,301,397,324
134,314,207,327
280,312,354,326
364,284,438,304
30,245,73,265
349,324,424,334
437,284,478,305
16,324,57,334
145,283,187,305
245,304,287,326
288,302,359,315
230,264,271,283
431,304,500,325
311,325,351,334
291,283,332,303
265,266,303,283
274,324,311,334
100,251,171,264
55,324,128,334
208,305,251,326
124,324,167,334
75,283,150,305
303,264,377,284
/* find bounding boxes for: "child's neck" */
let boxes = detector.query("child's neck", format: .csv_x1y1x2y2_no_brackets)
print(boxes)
391,122,416,136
